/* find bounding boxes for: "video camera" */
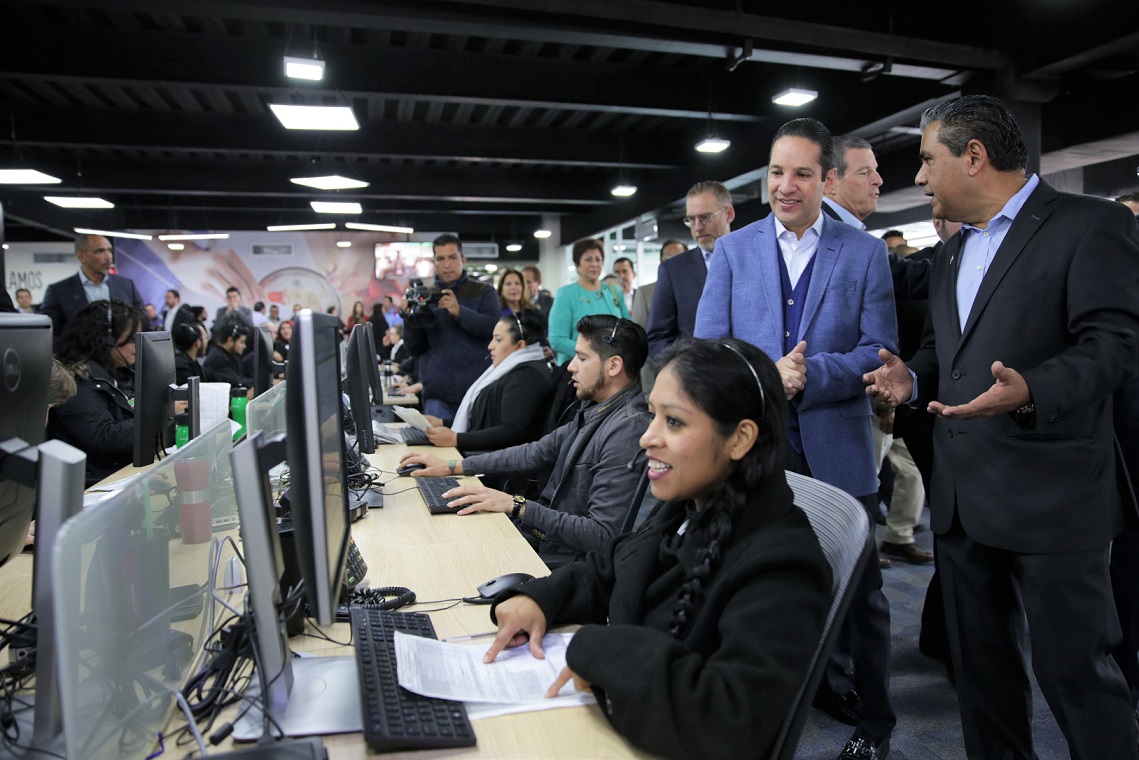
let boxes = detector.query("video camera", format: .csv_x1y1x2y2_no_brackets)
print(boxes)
404,279,443,329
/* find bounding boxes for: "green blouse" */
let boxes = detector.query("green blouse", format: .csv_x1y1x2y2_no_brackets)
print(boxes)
548,281,631,364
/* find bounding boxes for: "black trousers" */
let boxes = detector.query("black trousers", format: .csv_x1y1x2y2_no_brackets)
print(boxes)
940,513,1137,759
1111,526,1139,706
786,447,897,743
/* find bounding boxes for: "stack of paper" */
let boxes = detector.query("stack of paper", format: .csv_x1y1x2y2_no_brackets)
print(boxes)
393,632,595,720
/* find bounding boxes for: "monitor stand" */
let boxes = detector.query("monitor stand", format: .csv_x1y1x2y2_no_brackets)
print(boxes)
7,696,68,759
232,656,362,741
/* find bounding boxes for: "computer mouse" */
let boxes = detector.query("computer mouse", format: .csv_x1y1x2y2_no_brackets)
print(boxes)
477,572,535,599
396,463,426,477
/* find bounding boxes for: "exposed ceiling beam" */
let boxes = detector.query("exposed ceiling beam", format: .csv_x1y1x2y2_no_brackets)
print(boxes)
26,0,984,80
0,21,770,120
0,104,684,169
436,0,1007,70
0,156,628,204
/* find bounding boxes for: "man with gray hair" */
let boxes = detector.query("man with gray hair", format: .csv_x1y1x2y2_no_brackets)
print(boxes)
866,94,1139,759
645,180,735,356
822,135,932,567
39,233,145,338
821,135,884,229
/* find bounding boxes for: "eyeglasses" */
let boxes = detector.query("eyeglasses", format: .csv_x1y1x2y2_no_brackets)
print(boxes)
682,207,726,228
115,332,138,348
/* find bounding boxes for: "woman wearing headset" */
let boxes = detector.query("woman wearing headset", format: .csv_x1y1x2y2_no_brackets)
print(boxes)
46,299,144,486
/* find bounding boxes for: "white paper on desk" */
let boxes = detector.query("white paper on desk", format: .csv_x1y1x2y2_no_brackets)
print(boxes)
392,405,431,432
371,420,402,444
465,692,596,722
394,631,585,704
197,382,233,432
83,489,120,508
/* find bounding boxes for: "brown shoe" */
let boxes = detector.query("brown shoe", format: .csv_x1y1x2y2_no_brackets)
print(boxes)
880,541,933,564
879,556,892,569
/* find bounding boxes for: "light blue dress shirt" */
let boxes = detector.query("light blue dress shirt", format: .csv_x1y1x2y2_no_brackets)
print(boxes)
79,269,110,304
955,174,1040,330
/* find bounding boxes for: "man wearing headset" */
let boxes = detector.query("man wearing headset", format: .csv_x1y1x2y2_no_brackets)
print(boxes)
202,315,254,388
400,315,651,569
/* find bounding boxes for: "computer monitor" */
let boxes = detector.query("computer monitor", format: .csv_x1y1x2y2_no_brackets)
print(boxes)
344,324,376,455
362,321,383,404
252,324,277,398
0,314,87,754
231,432,361,740
132,330,176,468
283,310,350,628
0,313,51,565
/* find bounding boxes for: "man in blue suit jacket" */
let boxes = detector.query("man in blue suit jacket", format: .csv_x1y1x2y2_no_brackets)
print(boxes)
39,234,145,338
645,181,735,357
695,118,897,760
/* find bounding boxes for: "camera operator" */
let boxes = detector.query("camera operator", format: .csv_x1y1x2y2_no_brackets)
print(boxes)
403,234,500,419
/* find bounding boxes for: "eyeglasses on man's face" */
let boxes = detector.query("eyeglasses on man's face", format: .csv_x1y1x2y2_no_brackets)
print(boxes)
682,207,727,228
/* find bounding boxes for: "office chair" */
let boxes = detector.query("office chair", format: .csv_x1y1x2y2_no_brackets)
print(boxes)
769,471,873,760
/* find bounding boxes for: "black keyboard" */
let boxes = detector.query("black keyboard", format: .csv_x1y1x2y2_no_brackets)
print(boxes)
416,476,460,514
400,426,430,445
350,608,476,753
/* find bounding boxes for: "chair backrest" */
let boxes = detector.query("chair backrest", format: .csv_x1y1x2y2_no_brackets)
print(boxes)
542,361,581,438
618,464,655,534
770,471,873,760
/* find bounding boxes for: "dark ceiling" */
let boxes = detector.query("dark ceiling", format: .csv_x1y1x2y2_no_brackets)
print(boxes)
1,0,1137,251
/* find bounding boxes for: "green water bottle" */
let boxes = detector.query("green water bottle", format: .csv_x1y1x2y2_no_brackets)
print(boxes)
174,412,190,448
230,386,249,441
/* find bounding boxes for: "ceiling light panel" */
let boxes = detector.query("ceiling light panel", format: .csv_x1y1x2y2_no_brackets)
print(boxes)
270,105,359,131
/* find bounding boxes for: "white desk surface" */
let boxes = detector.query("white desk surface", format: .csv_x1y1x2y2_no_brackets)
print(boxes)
0,439,649,759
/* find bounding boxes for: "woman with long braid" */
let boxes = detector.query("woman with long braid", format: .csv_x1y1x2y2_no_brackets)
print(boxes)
483,338,832,760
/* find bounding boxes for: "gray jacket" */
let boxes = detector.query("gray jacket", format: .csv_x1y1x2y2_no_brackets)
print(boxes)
464,383,650,568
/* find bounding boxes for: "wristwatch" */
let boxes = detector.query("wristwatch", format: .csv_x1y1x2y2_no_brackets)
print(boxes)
510,494,526,522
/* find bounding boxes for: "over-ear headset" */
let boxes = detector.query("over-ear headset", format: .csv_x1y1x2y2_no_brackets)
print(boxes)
104,302,116,347
603,317,624,345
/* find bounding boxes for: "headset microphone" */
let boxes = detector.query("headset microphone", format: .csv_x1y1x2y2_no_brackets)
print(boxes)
627,449,645,472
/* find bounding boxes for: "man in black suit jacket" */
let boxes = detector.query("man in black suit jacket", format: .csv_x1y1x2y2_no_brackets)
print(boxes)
866,95,1139,759
521,266,554,318
38,234,145,337
646,180,734,357
161,288,195,333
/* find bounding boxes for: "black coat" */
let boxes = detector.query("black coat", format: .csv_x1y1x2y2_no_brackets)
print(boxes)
174,349,203,386
203,344,253,388
498,470,831,760
46,361,134,486
452,360,556,453
38,272,145,337
909,181,1139,552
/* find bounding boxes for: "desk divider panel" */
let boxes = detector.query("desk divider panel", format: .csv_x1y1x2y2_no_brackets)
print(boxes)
246,380,287,440
52,420,238,760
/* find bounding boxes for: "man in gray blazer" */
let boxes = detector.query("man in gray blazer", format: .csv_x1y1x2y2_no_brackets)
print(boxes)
38,234,145,337
213,286,253,332
866,94,1139,759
